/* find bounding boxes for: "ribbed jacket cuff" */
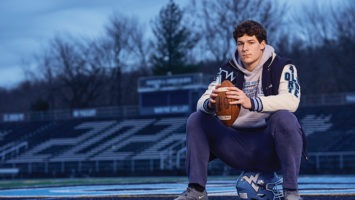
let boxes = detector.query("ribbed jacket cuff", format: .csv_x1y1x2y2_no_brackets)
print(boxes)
250,97,263,112
203,99,215,114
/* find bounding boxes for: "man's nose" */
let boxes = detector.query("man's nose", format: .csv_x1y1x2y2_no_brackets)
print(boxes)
242,44,248,51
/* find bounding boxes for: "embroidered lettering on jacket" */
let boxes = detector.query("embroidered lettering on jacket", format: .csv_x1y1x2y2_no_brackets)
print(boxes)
284,65,300,97
218,68,236,82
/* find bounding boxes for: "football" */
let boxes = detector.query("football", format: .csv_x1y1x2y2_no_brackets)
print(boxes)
215,80,241,126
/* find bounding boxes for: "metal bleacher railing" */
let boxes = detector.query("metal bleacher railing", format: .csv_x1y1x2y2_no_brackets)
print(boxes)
300,92,355,107
308,151,355,171
1,92,355,123
1,106,140,122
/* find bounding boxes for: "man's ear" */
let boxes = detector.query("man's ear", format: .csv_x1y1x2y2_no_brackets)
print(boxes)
260,40,266,50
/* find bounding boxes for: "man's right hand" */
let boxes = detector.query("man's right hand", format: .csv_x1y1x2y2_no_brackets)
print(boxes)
208,84,222,109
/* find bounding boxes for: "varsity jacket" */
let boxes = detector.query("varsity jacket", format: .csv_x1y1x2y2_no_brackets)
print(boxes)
197,50,301,127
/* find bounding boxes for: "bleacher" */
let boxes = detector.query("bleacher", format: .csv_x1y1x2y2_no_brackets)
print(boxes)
295,105,355,173
0,121,50,162
0,103,354,177
0,116,189,177
295,105,355,152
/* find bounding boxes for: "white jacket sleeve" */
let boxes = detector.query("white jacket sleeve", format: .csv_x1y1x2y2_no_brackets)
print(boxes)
196,81,218,114
251,64,301,112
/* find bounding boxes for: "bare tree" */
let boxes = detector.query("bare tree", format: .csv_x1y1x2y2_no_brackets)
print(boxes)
289,0,355,94
24,12,148,109
291,1,334,48
32,35,107,109
129,22,150,72
331,0,355,42
0,79,51,113
104,12,149,106
292,0,354,47
326,0,355,92
187,0,287,64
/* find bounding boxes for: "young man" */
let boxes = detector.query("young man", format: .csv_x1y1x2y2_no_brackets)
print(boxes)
175,20,306,200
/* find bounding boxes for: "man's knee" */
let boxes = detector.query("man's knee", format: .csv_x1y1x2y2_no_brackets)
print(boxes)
186,112,200,129
269,110,301,132
186,111,214,129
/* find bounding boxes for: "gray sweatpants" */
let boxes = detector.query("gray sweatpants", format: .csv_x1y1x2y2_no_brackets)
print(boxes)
185,110,304,190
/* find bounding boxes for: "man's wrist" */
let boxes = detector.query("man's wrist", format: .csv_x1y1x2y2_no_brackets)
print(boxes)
207,99,214,109
203,99,215,113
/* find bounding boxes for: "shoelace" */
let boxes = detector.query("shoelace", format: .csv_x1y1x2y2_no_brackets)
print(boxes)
183,188,192,196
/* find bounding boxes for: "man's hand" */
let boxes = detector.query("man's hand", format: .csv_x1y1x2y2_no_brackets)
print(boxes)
207,84,222,109
226,87,252,109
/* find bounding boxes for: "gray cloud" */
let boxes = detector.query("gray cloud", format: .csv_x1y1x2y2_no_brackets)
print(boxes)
0,0,188,88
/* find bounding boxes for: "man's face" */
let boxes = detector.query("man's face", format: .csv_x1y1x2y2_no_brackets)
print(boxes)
237,34,266,71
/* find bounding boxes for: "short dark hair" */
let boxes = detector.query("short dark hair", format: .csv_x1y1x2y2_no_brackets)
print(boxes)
233,20,267,44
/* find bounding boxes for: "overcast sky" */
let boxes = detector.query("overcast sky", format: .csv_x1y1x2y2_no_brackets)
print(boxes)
0,0,337,89
0,0,191,88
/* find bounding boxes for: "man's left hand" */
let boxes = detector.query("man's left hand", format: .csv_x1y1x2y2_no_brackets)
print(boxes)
226,87,252,109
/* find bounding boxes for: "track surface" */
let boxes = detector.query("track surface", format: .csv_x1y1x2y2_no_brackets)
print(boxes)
0,176,354,199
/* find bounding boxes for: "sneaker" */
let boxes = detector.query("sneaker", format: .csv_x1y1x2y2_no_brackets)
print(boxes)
174,187,208,200
284,190,302,200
